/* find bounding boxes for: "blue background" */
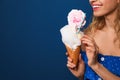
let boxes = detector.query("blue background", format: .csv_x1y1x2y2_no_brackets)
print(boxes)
0,0,92,80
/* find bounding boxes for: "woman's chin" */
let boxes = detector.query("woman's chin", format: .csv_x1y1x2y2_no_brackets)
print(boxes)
93,11,105,17
93,14,104,17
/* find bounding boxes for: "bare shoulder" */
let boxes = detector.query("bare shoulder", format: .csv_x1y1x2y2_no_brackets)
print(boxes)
93,30,120,56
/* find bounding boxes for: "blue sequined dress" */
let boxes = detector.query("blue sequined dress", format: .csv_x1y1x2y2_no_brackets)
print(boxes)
81,51,120,80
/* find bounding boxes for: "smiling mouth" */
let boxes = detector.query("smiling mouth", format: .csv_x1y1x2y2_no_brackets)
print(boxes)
92,5,102,11
92,5,101,8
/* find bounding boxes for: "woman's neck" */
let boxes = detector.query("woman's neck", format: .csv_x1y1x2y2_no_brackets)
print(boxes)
104,8,117,30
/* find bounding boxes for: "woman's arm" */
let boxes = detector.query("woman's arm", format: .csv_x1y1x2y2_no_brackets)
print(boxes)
81,35,120,80
90,63,120,80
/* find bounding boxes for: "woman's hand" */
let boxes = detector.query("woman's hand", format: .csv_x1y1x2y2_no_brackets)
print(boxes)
66,52,85,79
81,35,99,67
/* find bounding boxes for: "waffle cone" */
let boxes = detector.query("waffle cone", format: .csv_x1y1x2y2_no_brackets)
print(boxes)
65,45,80,65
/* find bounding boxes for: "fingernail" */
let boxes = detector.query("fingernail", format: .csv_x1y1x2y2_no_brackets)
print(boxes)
73,64,76,67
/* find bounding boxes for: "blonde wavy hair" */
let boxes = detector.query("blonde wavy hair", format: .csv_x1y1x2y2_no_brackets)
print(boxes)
84,4,120,47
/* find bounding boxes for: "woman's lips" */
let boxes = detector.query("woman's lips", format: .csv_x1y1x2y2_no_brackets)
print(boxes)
92,4,102,11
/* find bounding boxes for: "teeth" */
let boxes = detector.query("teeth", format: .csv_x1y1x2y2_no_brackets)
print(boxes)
93,6,101,8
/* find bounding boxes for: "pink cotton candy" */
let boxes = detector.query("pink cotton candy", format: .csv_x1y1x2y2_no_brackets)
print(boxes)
67,9,86,28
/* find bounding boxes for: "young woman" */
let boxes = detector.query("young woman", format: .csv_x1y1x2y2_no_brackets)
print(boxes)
66,0,120,80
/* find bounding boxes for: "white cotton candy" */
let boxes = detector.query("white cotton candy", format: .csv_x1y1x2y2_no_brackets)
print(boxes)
60,25,83,50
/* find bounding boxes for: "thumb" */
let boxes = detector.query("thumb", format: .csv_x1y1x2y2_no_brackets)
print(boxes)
79,54,82,61
79,53,84,63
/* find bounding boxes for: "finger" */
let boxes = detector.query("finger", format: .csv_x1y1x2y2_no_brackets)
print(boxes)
67,62,76,69
66,52,68,56
82,39,93,45
81,36,94,43
79,54,82,61
67,66,77,73
82,35,93,40
67,57,72,62
81,36,93,44
81,35,94,43
68,60,76,67
82,40,94,47
78,54,84,63
81,37,91,41
85,46,96,54
82,38,98,52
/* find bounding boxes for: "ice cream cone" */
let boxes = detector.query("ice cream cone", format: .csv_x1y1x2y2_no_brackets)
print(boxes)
65,45,80,66
60,9,86,67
